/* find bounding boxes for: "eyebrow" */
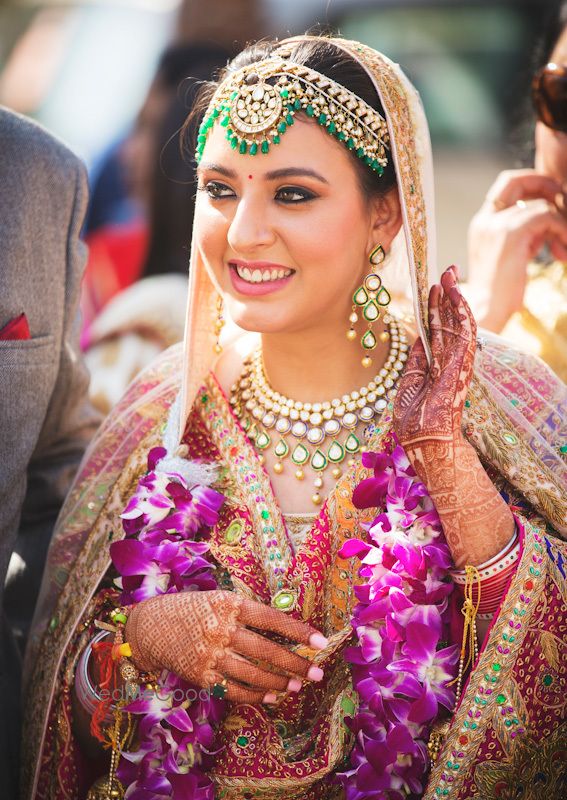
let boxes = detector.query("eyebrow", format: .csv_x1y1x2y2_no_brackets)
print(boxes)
197,162,328,184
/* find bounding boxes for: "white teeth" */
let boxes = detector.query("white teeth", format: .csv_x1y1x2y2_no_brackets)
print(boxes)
234,264,293,283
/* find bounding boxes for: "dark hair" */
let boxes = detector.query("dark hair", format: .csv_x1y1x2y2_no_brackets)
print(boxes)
535,0,567,69
143,43,232,277
185,37,397,199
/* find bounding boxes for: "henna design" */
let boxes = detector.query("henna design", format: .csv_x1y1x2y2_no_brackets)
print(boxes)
126,590,320,704
393,267,514,568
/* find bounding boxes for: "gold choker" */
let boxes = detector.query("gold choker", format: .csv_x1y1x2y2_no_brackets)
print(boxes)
230,316,407,505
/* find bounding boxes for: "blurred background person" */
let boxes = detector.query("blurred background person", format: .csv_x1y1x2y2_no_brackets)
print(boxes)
466,0,567,380
80,0,267,414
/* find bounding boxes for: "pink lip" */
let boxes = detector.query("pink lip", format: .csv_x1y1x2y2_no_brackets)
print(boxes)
228,261,295,297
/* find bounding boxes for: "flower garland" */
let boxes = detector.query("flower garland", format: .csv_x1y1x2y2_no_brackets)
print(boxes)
338,434,459,800
106,434,458,799
109,446,226,800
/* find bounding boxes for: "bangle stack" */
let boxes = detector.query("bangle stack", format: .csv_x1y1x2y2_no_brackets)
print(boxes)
451,525,520,619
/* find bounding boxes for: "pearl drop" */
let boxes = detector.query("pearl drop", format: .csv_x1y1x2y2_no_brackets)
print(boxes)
349,312,359,324
312,493,322,506
379,331,390,342
314,477,323,489
274,462,283,474
346,329,357,341
295,469,304,480
331,467,342,479
214,343,223,354
362,356,372,368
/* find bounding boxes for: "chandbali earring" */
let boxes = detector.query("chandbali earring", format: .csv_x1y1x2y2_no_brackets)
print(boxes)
347,244,392,367
213,295,225,355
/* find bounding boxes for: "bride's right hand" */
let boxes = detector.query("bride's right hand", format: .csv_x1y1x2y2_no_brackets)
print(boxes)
125,590,328,704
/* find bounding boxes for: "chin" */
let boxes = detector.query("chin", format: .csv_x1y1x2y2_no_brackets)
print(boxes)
225,297,299,335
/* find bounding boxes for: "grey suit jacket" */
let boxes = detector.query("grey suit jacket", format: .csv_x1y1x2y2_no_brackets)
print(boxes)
0,107,100,798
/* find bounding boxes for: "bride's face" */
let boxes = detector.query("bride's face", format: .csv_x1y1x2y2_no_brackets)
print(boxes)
195,113,400,335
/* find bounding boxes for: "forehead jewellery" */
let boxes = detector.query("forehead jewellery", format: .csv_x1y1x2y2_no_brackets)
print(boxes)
230,316,408,506
196,55,390,176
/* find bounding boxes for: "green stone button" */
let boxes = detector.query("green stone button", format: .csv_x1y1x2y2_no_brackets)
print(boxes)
272,590,296,611
261,510,270,520
560,444,567,454
543,674,553,687
225,520,243,545
49,615,59,632
496,694,506,704
236,735,249,746
492,663,501,672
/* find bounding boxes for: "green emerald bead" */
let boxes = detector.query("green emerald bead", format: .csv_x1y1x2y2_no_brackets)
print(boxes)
236,735,249,746
49,616,59,632
338,131,346,141
377,165,384,175
356,147,365,157
496,694,506,704
221,116,230,127
197,134,206,143
505,719,512,728
511,398,520,406
294,99,301,110
364,156,372,165
560,444,567,454
230,137,238,149
212,108,220,118
470,722,478,730
509,635,515,642
277,121,287,134
285,114,294,126
226,128,233,138
230,91,238,100
543,674,553,686
328,121,336,134
280,88,289,98
249,142,258,156
346,138,355,149
306,104,314,117
492,663,501,672
465,399,471,407
261,140,269,154
318,113,327,124
269,553,275,560
272,135,280,144
261,510,270,520
239,141,247,154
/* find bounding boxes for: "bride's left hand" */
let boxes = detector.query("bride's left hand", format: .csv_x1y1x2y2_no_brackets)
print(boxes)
393,266,514,567
393,265,475,467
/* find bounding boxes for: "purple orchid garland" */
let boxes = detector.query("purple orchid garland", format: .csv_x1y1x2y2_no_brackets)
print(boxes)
109,446,226,800
106,435,458,799
338,435,459,800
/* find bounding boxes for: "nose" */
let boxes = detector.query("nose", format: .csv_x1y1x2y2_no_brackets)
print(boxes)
227,192,276,255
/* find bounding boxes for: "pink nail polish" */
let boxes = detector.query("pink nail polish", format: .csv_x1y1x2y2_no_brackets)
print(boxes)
309,633,329,650
263,692,277,704
307,666,324,682
287,678,302,693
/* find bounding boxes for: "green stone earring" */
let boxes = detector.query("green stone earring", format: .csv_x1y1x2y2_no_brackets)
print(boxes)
347,244,392,367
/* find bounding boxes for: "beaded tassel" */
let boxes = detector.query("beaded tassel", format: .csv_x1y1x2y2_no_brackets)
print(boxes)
452,565,481,705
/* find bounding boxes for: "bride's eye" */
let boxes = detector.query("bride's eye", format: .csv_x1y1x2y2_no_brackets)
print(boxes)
276,186,316,204
200,181,235,199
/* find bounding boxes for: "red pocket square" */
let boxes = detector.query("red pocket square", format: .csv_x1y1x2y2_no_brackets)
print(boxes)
0,313,31,341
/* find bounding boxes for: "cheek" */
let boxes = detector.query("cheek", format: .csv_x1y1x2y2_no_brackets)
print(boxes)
535,123,567,183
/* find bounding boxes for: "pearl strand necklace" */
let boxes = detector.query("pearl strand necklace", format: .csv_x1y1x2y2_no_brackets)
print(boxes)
230,316,408,505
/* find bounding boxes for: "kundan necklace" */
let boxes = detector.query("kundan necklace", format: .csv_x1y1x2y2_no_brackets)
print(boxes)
230,315,408,505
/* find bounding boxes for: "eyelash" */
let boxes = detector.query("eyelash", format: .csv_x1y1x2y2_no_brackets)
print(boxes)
198,181,316,204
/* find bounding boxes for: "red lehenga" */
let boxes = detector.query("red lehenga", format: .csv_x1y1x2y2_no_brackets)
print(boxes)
21,334,567,800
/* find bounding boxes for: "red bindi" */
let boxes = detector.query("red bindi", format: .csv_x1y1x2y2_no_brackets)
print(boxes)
248,174,253,179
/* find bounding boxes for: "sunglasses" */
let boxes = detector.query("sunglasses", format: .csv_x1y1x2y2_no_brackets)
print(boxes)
532,62,567,133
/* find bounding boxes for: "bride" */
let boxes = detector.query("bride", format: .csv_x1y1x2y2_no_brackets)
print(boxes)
22,34,566,800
